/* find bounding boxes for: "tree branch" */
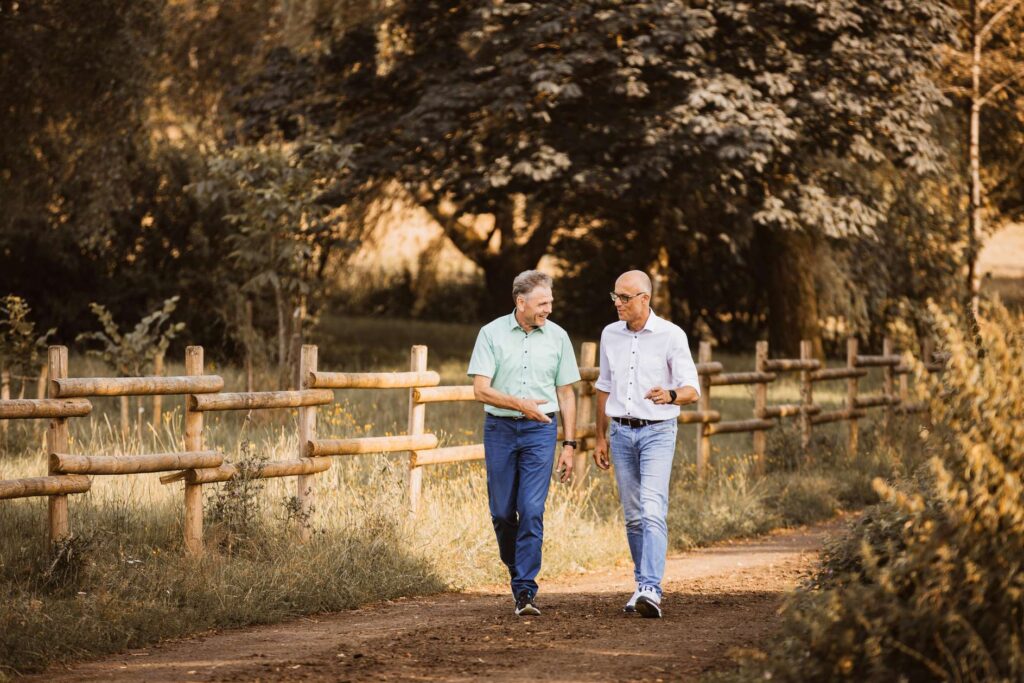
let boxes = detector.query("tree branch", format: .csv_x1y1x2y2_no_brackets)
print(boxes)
980,0,1024,43
979,67,1024,106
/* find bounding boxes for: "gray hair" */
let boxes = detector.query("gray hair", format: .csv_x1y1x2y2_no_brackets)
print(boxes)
512,270,552,301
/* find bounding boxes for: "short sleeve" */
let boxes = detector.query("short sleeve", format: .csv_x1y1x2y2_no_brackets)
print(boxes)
555,330,581,386
467,328,496,378
669,328,700,396
594,328,612,393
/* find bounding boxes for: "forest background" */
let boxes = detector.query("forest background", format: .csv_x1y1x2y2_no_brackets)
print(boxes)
3,0,1023,370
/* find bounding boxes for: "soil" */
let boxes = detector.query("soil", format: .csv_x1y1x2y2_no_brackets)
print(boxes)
30,520,841,682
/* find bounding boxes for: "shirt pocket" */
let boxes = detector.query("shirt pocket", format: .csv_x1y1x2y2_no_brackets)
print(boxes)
639,349,667,387
530,339,559,382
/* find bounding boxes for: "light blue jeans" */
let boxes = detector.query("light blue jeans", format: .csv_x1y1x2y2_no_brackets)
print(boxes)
609,419,678,596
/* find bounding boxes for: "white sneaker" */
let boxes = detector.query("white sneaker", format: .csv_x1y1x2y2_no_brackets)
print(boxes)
634,585,662,619
624,588,641,613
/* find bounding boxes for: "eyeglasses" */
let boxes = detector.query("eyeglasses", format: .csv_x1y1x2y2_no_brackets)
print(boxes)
609,291,649,304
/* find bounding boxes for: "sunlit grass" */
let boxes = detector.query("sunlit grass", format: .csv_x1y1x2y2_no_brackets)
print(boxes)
0,316,922,676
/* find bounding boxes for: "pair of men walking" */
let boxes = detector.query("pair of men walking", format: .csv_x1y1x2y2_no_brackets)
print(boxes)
468,269,700,619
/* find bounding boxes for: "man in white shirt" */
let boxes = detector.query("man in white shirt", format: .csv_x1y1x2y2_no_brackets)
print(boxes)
593,270,700,618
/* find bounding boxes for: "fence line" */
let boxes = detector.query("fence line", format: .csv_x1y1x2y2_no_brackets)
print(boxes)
0,337,939,555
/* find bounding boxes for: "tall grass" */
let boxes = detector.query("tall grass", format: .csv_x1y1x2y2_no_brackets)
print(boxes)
0,316,912,676
716,301,1024,682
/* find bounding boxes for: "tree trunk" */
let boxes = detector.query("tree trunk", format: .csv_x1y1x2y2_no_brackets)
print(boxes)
967,0,983,313
1,368,9,438
649,246,672,320
423,193,557,320
761,228,824,359
481,253,534,319
476,200,556,319
273,279,287,379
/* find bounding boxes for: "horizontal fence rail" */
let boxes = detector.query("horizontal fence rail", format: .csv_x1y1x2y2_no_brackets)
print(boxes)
51,451,223,475
0,398,92,419
0,474,92,500
1,334,942,555
188,389,333,412
51,375,224,398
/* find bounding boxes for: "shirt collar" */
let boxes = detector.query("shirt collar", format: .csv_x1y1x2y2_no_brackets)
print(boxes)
509,311,545,333
621,310,661,334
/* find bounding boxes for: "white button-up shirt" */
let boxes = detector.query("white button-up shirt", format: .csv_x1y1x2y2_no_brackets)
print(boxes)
594,312,700,420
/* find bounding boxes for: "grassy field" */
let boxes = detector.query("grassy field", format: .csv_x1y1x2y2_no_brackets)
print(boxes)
0,315,914,677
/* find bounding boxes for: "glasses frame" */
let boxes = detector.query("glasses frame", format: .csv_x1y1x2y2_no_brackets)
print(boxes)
609,291,649,304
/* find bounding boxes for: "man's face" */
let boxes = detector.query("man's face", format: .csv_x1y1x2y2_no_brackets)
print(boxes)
612,278,649,322
517,286,553,328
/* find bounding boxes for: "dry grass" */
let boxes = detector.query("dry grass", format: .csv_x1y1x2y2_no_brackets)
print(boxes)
0,316,915,677
715,302,1024,682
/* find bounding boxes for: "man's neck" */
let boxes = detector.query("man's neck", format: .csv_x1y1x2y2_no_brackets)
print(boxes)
515,310,534,332
626,309,651,332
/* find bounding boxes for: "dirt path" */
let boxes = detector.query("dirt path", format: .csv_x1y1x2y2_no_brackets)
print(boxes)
34,521,840,682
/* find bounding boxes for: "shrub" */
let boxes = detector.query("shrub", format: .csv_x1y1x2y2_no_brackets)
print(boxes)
741,301,1024,681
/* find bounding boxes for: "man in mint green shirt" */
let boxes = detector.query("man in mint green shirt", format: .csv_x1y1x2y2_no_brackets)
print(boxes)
468,270,580,616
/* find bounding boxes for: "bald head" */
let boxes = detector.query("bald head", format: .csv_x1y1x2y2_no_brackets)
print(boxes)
615,270,652,294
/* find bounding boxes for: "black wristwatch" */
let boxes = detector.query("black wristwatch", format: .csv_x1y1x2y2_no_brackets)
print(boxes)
562,440,578,449
668,389,678,404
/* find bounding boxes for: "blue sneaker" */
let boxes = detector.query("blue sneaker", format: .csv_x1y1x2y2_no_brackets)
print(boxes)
514,590,540,616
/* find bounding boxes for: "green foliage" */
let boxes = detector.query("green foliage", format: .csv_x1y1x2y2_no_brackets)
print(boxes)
736,301,1024,681
204,440,270,553
189,140,361,373
0,296,54,375
236,0,961,340
76,297,185,376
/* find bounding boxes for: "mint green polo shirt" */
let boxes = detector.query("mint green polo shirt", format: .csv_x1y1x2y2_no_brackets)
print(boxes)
467,312,581,417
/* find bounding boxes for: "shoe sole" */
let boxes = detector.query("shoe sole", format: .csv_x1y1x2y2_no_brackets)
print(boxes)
623,605,636,614
635,596,662,619
515,605,540,616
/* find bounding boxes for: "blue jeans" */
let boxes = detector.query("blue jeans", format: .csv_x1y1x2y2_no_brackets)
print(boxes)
483,413,557,598
609,419,678,595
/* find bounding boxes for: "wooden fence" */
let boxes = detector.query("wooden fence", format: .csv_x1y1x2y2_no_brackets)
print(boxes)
0,338,940,555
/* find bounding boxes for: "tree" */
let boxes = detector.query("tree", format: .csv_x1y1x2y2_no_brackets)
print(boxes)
0,296,54,405
236,0,957,353
943,0,1024,308
189,139,361,385
76,297,185,436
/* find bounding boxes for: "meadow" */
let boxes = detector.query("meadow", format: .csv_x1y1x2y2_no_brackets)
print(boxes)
0,316,913,677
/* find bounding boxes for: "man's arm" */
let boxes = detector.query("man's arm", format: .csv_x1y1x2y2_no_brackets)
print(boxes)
472,374,552,422
554,383,576,483
645,328,701,406
593,389,611,470
645,385,699,406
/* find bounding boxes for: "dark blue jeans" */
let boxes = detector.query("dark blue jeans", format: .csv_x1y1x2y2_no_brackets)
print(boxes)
483,413,557,598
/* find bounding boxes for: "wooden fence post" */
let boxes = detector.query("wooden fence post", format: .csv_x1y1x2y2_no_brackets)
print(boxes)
574,341,597,487
799,339,813,463
753,341,768,475
1,368,9,437
36,364,48,400
183,346,204,555
898,341,911,408
47,346,71,543
152,350,164,428
407,345,428,514
882,337,894,431
846,338,859,458
696,341,713,481
297,344,318,539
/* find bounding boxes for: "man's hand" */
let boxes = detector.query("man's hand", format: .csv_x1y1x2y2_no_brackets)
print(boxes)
556,445,574,483
518,398,552,422
593,436,611,470
644,386,674,405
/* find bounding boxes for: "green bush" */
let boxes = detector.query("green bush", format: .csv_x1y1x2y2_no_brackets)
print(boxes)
737,302,1024,681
